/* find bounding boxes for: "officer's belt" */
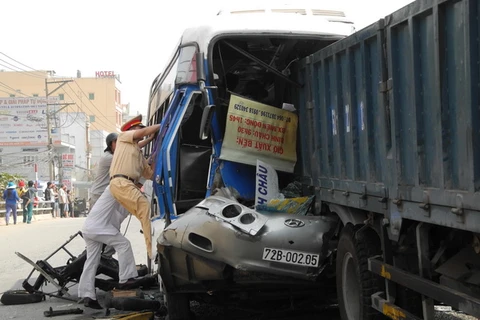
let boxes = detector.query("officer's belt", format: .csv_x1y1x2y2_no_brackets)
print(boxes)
111,174,136,184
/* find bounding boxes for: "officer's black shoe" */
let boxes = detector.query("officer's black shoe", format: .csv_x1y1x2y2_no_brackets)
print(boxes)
117,278,142,290
84,297,102,309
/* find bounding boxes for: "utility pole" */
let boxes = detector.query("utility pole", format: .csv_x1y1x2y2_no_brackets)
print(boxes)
86,119,91,179
45,79,75,182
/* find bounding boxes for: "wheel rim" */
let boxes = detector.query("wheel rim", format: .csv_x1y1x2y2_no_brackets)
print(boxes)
342,252,361,320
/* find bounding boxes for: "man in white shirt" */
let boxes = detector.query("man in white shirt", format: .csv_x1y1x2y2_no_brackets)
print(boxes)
77,186,138,309
89,133,118,209
58,184,68,218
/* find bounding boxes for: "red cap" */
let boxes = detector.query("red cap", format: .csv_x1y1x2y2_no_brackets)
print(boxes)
121,115,146,132
18,180,25,187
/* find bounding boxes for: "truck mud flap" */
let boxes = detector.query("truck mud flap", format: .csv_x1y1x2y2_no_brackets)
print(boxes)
368,257,480,318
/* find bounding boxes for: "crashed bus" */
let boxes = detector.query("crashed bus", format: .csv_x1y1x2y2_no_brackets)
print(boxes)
144,5,354,319
146,0,480,319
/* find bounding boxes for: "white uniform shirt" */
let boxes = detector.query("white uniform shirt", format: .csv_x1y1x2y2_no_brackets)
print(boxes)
90,151,113,198
82,186,129,236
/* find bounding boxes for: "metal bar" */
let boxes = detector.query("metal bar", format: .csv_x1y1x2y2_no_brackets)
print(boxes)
369,257,480,318
61,247,76,259
222,41,302,88
371,292,422,320
380,224,397,302
44,231,82,261
46,81,72,96
416,223,435,319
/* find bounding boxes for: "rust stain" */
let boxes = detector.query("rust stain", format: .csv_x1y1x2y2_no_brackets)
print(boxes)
382,304,406,320
381,265,391,280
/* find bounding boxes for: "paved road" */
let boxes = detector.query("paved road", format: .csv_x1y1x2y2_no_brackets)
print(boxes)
0,215,150,320
0,216,476,320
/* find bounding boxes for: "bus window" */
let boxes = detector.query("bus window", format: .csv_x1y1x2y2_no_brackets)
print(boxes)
175,46,197,85
147,50,180,126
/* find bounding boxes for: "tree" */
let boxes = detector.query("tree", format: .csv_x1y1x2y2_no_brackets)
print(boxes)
0,172,26,192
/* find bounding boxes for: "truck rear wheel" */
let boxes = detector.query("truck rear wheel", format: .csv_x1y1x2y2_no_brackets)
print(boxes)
165,290,191,320
336,224,384,320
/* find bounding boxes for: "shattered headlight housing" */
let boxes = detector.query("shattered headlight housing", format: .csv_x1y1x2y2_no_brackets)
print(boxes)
196,196,268,236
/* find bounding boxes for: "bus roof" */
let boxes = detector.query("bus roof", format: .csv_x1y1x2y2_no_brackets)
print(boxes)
179,11,355,53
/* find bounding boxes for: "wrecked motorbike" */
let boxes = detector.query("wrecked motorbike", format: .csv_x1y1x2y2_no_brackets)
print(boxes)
1,231,149,305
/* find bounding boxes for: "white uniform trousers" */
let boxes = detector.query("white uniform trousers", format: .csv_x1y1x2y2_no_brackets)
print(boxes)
77,232,138,299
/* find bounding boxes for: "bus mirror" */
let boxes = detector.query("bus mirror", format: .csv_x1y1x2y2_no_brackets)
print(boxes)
196,52,205,81
199,104,215,140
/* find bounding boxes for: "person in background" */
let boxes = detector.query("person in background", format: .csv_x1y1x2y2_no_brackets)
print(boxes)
51,184,59,218
67,189,74,217
110,115,159,259
58,184,68,218
2,181,20,225
23,180,37,224
17,180,28,218
44,182,53,217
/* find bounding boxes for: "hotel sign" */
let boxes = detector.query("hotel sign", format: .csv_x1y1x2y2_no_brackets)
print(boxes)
95,71,120,82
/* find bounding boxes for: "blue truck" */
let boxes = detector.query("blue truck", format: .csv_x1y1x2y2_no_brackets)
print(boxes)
147,0,480,319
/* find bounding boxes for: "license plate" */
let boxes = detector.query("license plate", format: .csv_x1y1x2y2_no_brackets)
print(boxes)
262,247,319,267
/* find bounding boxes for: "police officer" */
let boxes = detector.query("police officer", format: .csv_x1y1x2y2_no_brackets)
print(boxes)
109,115,159,259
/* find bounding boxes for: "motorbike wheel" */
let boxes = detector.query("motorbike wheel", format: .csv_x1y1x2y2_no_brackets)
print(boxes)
1,290,44,305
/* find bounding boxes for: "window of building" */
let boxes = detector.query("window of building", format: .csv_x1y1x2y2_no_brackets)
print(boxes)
23,155,37,167
59,93,64,100
9,94,15,97
89,93,95,100
90,115,95,123
33,94,39,97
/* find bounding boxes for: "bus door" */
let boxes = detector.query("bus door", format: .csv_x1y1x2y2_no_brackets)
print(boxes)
153,87,208,221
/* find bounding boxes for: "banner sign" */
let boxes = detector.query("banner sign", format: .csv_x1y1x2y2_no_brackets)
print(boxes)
0,97,60,146
62,153,75,168
255,160,280,207
220,94,298,172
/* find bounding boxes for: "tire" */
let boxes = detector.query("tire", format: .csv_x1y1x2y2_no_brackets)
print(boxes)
165,291,191,320
336,224,384,320
103,291,161,311
137,264,148,277
1,290,44,305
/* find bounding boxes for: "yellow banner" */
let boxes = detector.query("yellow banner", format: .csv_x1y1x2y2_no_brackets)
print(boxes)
219,94,298,173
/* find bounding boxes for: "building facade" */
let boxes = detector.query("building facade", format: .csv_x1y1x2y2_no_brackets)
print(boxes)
0,70,126,199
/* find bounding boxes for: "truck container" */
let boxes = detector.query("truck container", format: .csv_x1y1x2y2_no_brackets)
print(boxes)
295,0,480,318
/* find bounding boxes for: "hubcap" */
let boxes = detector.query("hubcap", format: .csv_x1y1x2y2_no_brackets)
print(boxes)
342,252,361,320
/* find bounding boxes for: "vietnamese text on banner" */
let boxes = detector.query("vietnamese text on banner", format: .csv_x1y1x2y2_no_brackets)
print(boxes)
219,94,298,173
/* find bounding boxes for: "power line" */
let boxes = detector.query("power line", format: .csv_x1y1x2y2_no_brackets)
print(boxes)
72,81,110,118
0,52,37,71
0,58,45,79
65,83,113,130
0,81,31,97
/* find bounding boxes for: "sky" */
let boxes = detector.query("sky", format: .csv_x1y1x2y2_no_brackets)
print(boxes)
1,0,413,118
